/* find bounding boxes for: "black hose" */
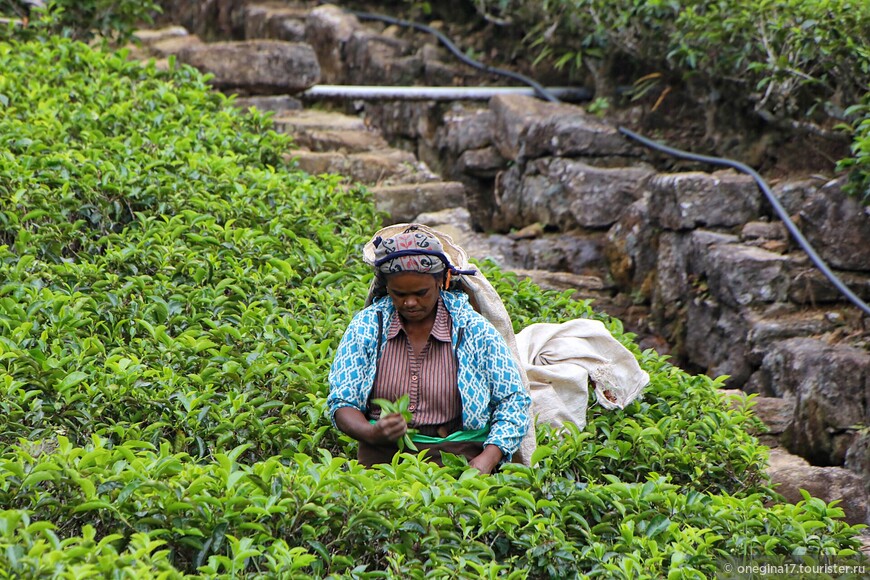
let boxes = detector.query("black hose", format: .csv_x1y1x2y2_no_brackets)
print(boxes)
619,127,870,316
347,7,870,317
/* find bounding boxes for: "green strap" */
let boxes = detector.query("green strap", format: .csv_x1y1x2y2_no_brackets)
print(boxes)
411,426,490,444
367,421,490,444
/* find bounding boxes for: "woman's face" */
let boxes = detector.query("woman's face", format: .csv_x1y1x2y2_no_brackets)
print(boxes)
385,272,440,323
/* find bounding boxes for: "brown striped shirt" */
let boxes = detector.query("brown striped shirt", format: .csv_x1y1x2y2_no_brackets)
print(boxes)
370,299,462,436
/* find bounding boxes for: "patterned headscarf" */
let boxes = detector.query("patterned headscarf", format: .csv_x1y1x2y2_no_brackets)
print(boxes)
372,229,448,275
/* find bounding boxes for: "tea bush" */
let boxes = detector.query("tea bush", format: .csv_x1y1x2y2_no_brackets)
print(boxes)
0,33,866,577
838,97,870,204
0,0,159,44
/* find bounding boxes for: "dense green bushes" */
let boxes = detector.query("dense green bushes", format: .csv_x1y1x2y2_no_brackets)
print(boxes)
0,442,863,577
839,96,870,204
0,32,866,577
0,0,159,43
471,0,869,118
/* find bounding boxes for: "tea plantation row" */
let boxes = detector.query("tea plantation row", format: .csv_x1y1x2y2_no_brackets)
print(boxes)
0,31,866,578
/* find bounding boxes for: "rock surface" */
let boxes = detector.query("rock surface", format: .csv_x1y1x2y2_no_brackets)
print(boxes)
758,338,869,470
767,448,869,526
176,40,320,94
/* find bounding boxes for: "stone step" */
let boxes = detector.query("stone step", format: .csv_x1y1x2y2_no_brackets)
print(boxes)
272,105,438,183
510,269,606,293
285,149,439,186
273,109,370,133
723,390,868,525
273,109,389,152
242,3,309,42
232,95,303,114
745,305,866,360
371,182,467,224
293,130,388,153
767,448,869,526
132,25,190,45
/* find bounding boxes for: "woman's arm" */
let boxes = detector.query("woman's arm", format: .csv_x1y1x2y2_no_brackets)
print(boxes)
476,325,532,460
327,310,377,424
334,407,407,445
469,444,504,474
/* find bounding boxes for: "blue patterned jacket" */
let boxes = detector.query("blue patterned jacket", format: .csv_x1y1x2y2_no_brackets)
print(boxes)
327,290,531,458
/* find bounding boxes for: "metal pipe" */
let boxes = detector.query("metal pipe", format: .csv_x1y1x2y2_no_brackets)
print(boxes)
300,84,593,102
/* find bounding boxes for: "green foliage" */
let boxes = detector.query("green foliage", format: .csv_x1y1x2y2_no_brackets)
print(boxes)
837,97,870,204
0,444,865,577
485,267,770,494
0,34,865,577
0,0,159,44
372,395,419,451
485,0,869,117
587,97,610,118
0,35,376,461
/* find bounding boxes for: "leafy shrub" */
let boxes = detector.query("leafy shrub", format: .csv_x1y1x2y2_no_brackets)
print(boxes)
837,97,870,204
0,0,159,44
0,33,865,577
473,0,869,118
485,267,769,495
0,442,865,577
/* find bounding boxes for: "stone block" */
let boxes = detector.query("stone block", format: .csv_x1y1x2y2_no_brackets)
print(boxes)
653,232,695,310
305,4,360,83
845,433,870,495
489,94,638,162
650,170,762,230
796,177,870,271
345,30,421,86
133,26,189,45
297,130,388,153
767,448,869,525
605,196,659,300
272,109,368,133
494,158,653,231
232,95,302,113
243,3,307,41
286,149,437,186
439,105,494,153
689,231,791,308
489,94,562,161
772,178,822,216
148,34,203,58
760,338,870,465
522,106,639,160
177,40,320,94
746,307,840,361
741,220,788,241
372,182,467,223
457,146,507,178
787,266,870,304
685,295,752,386
508,232,608,275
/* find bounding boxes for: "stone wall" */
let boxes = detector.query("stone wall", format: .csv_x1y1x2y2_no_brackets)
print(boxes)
422,93,870,492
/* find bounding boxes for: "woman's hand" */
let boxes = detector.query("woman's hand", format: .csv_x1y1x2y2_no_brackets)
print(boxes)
334,407,407,446
469,445,504,475
368,412,408,445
